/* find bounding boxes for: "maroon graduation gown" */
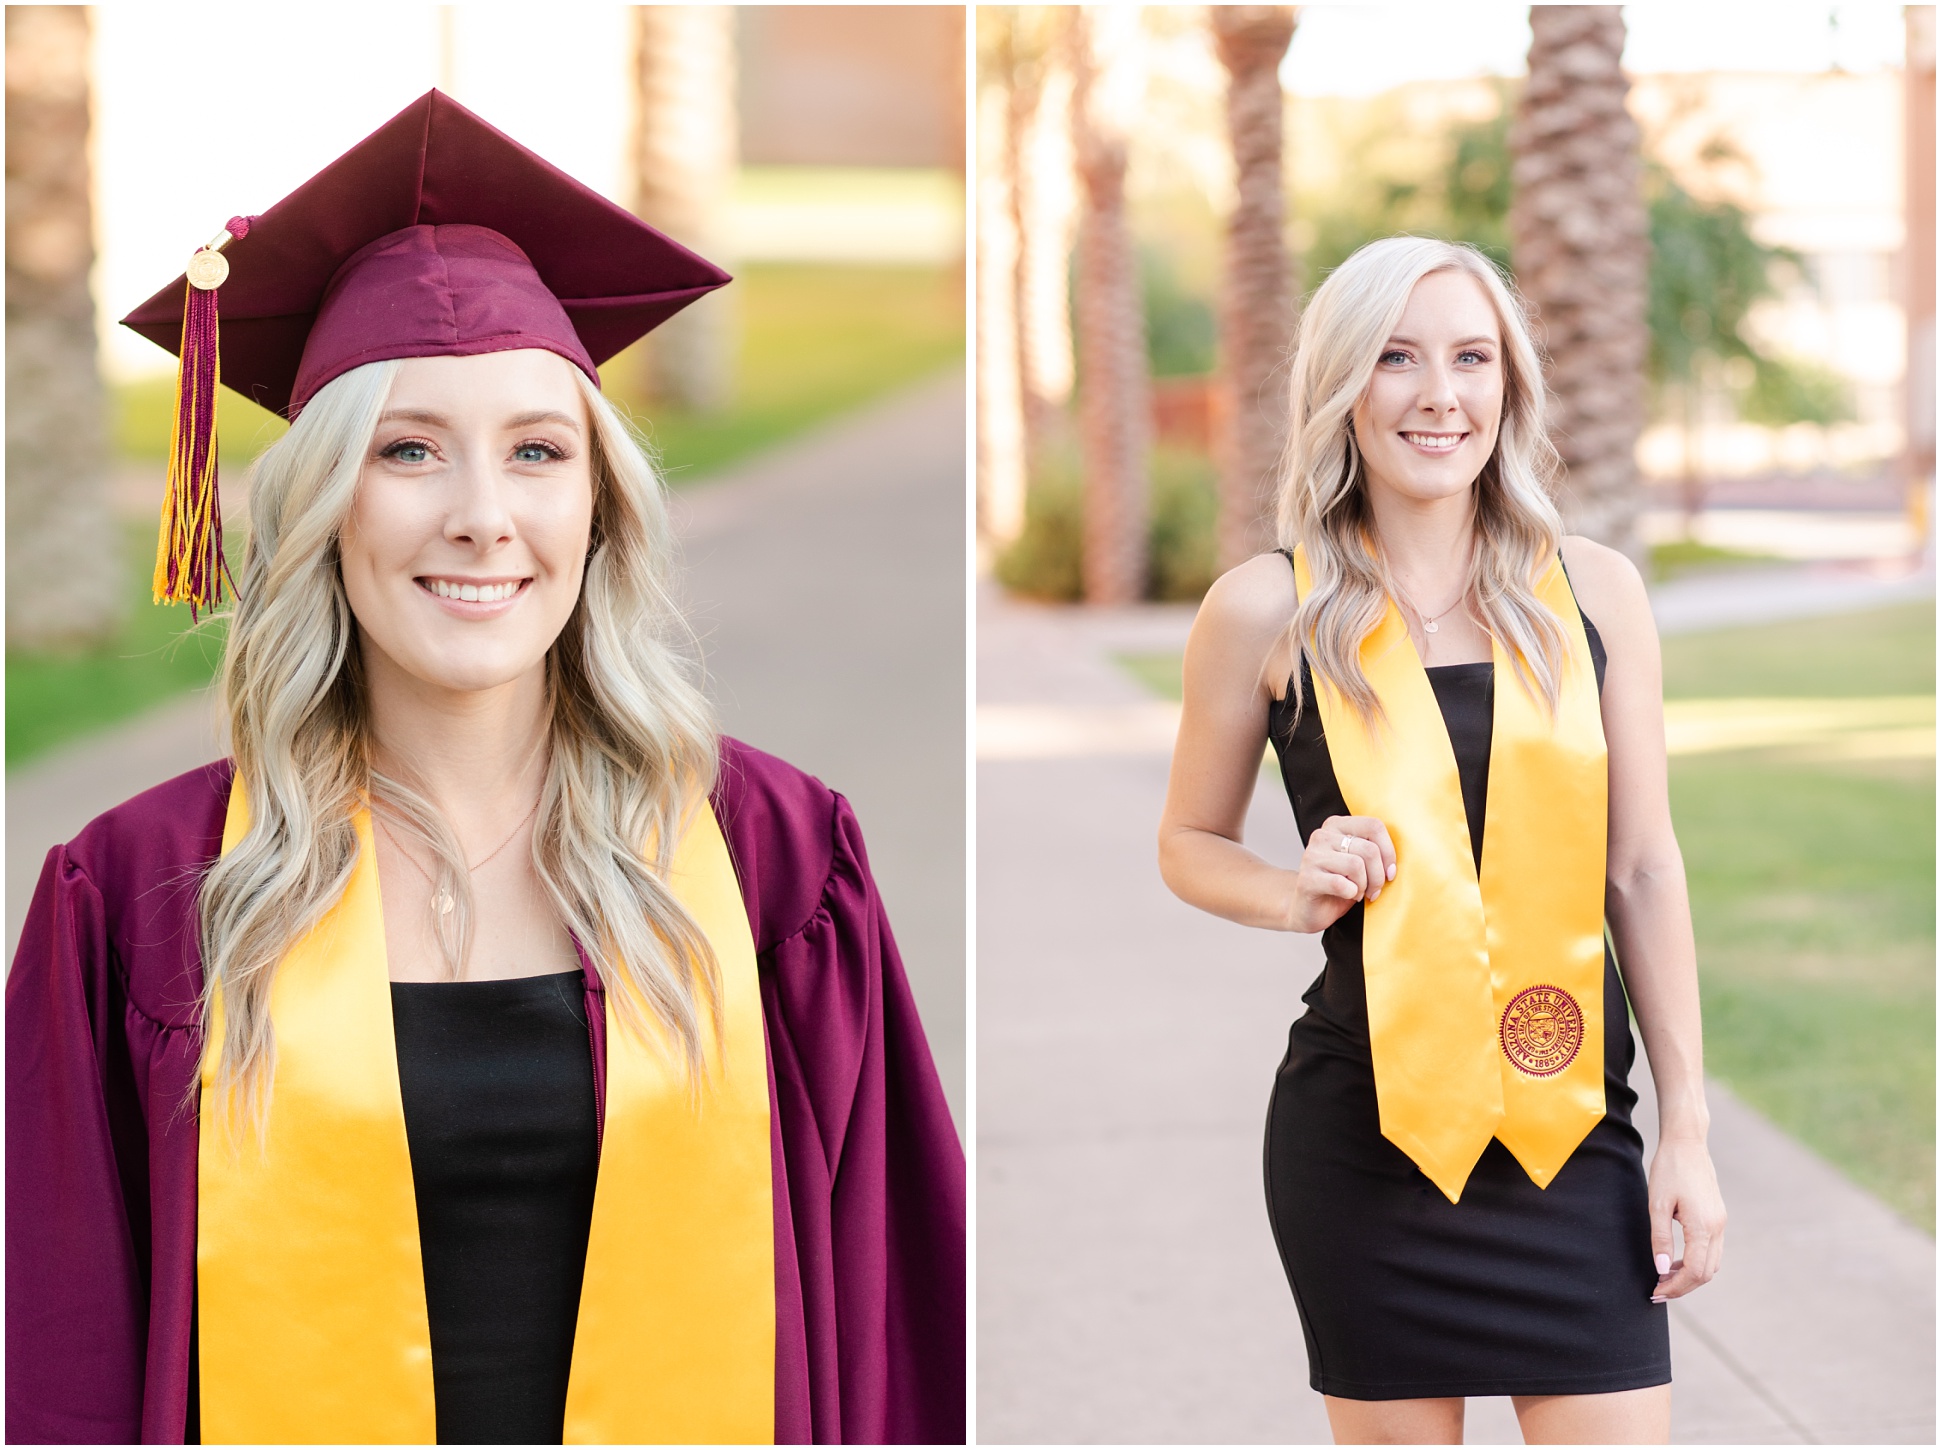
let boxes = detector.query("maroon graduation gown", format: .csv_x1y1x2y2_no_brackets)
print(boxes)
6,737,965,1444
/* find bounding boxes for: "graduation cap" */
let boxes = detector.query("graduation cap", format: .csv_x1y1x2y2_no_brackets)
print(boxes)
121,89,732,614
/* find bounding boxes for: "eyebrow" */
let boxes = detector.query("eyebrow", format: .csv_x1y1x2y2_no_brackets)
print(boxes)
1384,335,1499,348
376,407,583,433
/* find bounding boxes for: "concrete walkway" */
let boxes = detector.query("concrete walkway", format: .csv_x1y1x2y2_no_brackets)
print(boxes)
7,370,967,1131
976,563,1934,1444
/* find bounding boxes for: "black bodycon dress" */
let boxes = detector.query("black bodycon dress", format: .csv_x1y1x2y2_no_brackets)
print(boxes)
1262,609,1672,1400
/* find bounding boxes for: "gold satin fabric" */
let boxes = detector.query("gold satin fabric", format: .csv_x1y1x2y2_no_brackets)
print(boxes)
1291,546,1608,1202
199,781,774,1444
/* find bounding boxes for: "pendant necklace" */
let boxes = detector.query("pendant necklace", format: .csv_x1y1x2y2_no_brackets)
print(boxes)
379,798,540,916
1390,577,1468,635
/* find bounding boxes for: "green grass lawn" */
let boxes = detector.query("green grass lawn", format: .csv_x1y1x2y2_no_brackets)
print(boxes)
605,263,963,481
1661,602,1934,1231
1114,599,1936,1229
14,263,962,768
5,523,231,766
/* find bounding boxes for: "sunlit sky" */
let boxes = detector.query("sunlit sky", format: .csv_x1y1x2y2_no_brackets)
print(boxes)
93,5,1915,376
1283,3,1908,93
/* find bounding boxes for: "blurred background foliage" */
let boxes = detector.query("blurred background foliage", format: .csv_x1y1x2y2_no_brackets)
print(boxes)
998,72,1867,601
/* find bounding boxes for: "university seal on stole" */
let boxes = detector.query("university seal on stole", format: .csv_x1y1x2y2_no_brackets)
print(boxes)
1499,984,1585,1078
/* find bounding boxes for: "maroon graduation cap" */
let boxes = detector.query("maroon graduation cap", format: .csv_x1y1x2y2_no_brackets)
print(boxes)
121,88,731,613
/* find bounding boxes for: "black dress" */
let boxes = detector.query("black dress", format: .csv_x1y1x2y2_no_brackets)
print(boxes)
391,969,600,1444
1262,607,1672,1401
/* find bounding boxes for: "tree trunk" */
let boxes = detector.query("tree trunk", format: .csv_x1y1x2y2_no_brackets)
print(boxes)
977,52,1027,545
1012,16,1078,467
1904,4,1935,547
1070,5,1149,605
1211,6,1297,571
6,5,120,650
631,5,737,412
1508,6,1649,559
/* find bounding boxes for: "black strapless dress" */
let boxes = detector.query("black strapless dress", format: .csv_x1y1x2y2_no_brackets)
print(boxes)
1262,613,1672,1400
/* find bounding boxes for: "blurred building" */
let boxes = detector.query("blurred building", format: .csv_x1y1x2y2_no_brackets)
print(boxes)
739,6,959,167
731,6,964,265
1630,69,1908,484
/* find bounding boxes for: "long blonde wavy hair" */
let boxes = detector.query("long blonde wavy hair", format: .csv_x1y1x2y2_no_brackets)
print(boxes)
199,356,720,1128
1277,236,1568,722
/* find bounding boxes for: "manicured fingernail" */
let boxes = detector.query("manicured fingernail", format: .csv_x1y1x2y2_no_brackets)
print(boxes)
1386,864,1396,881
1655,1253,1671,1275
1650,1295,1667,1304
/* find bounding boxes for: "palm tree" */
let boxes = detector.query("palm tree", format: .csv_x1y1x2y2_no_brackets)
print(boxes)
1906,4,1935,533
977,10,1027,545
6,5,120,649
631,5,737,412
1009,8,1078,468
1508,5,1650,559
1070,5,1149,604
1210,6,1298,570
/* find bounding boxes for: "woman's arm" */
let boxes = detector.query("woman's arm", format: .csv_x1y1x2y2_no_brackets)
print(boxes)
1157,554,1394,933
1561,535,1726,1302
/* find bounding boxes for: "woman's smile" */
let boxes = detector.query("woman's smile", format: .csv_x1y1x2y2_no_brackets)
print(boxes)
1400,430,1468,454
417,575,534,610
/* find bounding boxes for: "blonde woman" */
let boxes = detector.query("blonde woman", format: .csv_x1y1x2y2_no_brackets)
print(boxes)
7,93,963,1446
1159,237,1724,1445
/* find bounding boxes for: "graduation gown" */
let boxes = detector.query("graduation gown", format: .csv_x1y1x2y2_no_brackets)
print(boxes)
6,737,965,1445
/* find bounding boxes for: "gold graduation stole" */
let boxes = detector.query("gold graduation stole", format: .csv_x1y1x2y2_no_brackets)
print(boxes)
198,781,775,1444
1292,545,1608,1202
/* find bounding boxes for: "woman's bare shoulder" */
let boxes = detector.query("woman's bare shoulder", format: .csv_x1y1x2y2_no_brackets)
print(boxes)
1559,534,1651,635
1195,552,1299,647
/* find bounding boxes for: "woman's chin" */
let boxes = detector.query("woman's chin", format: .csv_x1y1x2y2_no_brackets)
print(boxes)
1373,464,1484,506
385,647,551,701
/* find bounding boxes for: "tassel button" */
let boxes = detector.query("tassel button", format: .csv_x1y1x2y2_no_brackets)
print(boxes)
186,249,230,291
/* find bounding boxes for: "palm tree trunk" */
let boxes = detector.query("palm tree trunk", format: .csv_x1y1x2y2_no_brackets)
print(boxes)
6,5,120,650
977,42,1027,546
1211,6,1297,571
1012,15,1078,467
1905,5,1935,550
1070,5,1149,605
1509,5,1649,559
631,5,737,412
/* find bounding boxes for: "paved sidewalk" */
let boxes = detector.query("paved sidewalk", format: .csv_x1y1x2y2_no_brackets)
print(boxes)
976,567,1934,1445
7,370,967,1131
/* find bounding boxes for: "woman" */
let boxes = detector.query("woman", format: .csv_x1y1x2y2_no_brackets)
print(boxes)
1157,237,1725,1445
7,91,964,1446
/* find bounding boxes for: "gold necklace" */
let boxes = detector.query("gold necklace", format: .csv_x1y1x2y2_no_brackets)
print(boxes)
1389,576,1469,635
377,799,540,916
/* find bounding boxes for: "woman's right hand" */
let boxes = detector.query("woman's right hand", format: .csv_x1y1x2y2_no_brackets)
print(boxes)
1162,556,1395,935
1287,814,1396,932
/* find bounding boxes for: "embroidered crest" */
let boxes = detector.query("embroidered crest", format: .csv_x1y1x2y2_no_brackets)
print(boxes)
1499,984,1585,1078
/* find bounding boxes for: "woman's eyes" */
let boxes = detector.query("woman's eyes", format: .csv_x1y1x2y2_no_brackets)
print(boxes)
1379,348,1493,367
378,439,567,465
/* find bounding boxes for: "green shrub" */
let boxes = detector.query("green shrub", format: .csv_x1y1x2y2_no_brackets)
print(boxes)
1147,448,1219,601
993,462,1085,601
993,444,1221,603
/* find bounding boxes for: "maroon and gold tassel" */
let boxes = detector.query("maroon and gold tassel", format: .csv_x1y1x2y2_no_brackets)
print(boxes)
155,215,250,616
